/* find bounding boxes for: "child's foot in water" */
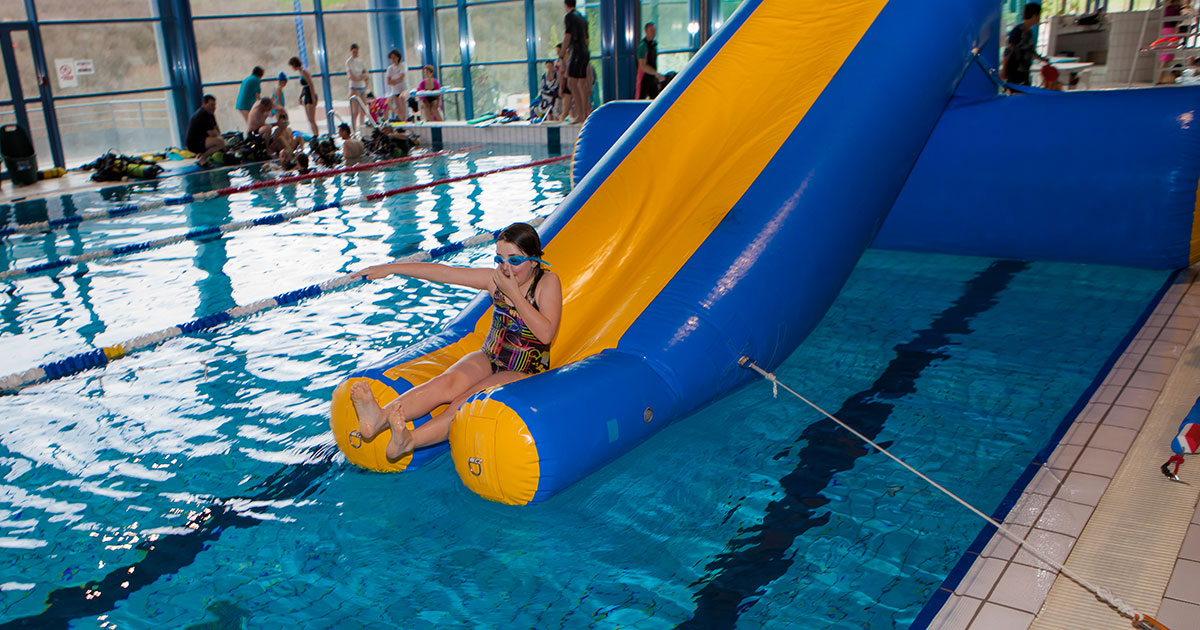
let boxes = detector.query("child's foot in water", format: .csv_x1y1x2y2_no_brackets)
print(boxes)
349,381,387,440
384,404,414,460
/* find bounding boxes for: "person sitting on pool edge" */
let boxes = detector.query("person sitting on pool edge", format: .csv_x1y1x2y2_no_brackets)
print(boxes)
348,222,563,460
338,123,365,165
267,110,308,172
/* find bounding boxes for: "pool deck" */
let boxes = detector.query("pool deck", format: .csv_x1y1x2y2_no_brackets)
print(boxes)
0,121,578,208
926,266,1200,630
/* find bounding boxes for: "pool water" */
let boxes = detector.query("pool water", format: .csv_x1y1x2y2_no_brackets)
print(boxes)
0,148,1169,629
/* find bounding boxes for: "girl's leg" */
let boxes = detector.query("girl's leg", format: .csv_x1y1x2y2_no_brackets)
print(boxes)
383,367,529,460
348,351,492,439
305,103,319,137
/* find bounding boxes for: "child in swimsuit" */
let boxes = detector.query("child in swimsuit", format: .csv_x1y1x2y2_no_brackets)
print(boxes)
288,56,320,137
418,65,443,122
535,60,559,121
347,222,563,461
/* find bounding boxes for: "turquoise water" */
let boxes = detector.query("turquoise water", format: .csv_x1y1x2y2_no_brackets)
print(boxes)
0,149,1168,629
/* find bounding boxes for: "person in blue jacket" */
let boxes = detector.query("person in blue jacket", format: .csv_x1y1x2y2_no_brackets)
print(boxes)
235,66,265,131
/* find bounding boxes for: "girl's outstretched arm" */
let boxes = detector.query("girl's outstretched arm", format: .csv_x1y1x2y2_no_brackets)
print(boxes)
359,262,493,291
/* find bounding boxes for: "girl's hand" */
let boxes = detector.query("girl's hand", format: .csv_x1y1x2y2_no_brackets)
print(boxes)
492,267,522,302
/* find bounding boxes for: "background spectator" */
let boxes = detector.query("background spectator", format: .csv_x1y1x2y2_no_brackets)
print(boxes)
346,43,369,131
235,66,265,131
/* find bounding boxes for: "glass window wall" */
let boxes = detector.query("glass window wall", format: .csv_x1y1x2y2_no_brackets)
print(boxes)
640,0,692,52
402,10,422,77
34,0,153,20
2,0,722,167
54,92,173,165
195,11,325,133
718,0,741,27
533,0,565,56
469,61,526,113
191,0,314,17
0,0,24,21
40,22,166,94
437,7,461,66
468,2,525,64
437,65,465,119
322,11,378,86
195,16,318,85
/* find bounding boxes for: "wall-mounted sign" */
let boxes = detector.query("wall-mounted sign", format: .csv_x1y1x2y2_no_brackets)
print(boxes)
55,58,76,88
74,59,94,76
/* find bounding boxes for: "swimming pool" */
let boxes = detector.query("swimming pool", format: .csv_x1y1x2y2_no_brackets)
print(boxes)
0,149,1169,628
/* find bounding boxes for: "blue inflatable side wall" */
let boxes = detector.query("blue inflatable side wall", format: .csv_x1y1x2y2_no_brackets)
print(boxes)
875,88,1200,269
574,90,1200,271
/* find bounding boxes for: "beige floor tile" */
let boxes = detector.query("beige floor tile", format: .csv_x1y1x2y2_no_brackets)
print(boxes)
1056,472,1109,506
1165,559,1200,605
1154,597,1200,630
1180,524,1200,562
929,594,983,630
956,557,1008,599
1011,528,1077,573
1034,499,1093,538
1128,370,1170,392
1072,448,1125,478
1103,405,1149,430
969,603,1034,630
1062,422,1098,447
989,564,1057,613
1115,387,1160,410
1139,355,1180,374
1166,314,1199,331
982,525,1032,561
1088,425,1138,453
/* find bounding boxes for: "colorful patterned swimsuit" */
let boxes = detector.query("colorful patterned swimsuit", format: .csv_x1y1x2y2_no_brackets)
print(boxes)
483,270,550,375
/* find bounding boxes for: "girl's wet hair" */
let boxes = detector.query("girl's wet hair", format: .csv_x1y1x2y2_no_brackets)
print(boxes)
497,222,543,258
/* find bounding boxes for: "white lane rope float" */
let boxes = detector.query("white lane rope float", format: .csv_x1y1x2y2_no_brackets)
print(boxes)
0,155,569,282
0,147,478,239
737,357,1171,630
0,215,551,393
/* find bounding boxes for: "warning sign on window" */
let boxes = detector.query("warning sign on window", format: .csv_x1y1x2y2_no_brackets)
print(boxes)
74,59,94,76
55,58,76,89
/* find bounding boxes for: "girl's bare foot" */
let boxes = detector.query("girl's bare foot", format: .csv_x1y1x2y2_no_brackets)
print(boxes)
384,404,414,461
349,381,387,440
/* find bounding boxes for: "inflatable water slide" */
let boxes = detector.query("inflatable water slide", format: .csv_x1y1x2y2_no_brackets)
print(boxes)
329,0,1033,505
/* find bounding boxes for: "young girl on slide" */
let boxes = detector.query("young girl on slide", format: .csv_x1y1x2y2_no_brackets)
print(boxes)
348,222,562,460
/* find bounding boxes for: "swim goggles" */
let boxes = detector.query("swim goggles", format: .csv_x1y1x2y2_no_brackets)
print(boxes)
494,254,551,267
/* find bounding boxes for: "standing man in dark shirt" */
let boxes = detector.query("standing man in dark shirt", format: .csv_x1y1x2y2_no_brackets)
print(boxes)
636,22,662,99
186,94,226,167
1001,3,1050,87
561,0,591,122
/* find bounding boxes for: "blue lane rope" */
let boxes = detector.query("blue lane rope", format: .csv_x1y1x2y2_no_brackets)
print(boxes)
0,215,549,393
0,154,567,282
0,193,211,239
1,201,342,280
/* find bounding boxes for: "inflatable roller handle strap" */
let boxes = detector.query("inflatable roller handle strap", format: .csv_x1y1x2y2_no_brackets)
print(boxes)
1162,454,1185,481
1134,614,1171,630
